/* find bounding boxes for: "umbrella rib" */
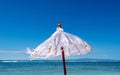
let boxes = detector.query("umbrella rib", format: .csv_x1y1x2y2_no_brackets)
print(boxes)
54,33,61,56
55,47,57,56
54,33,61,47
63,33,71,45
74,44,81,54
67,46,71,56
63,33,72,55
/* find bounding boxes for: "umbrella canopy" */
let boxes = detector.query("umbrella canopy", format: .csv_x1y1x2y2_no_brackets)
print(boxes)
27,23,92,75
27,23,92,58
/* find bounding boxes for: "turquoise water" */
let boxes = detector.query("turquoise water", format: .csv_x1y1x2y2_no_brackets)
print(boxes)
0,60,120,75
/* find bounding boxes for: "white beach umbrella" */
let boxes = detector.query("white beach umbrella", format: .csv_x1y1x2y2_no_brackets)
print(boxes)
27,22,92,75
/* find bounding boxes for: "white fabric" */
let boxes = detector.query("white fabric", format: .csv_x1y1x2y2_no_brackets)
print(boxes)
27,27,92,58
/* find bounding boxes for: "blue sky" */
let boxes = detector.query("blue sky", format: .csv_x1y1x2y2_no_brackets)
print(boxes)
0,0,120,60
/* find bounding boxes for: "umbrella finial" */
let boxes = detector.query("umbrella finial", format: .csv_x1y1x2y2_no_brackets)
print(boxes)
58,22,62,28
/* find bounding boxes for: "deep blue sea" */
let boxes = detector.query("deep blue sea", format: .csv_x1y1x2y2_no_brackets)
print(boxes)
0,60,120,75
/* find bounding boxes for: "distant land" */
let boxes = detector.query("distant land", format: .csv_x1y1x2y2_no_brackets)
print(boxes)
0,59,120,62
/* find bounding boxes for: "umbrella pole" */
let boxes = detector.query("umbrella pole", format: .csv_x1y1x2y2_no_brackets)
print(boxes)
61,47,67,75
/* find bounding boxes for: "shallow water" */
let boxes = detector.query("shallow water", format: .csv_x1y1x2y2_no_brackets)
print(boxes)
0,60,120,75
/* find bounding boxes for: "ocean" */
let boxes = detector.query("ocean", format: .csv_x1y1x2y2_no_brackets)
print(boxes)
0,60,120,75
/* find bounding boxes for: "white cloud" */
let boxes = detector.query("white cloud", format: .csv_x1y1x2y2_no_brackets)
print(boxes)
0,50,25,53
0,50,28,60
